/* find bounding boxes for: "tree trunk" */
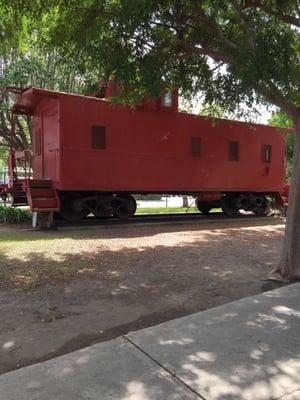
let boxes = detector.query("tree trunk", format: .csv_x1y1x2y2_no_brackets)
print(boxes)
182,195,189,208
277,115,300,279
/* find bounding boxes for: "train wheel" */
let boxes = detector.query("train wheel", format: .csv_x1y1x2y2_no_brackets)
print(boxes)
221,195,240,217
113,194,137,220
92,202,112,218
60,194,89,222
93,208,111,218
195,199,212,215
92,195,114,218
253,195,270,216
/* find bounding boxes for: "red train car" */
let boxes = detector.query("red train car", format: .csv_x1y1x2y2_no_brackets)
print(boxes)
10,87,287,223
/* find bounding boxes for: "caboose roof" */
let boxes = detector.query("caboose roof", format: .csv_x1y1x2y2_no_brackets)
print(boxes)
11,86,291,134
12,87,108,115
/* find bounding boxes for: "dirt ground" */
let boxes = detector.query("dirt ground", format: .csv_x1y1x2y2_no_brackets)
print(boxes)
0,217,287,375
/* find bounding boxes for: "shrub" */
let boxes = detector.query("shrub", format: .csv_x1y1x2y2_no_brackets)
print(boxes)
0,206,32,224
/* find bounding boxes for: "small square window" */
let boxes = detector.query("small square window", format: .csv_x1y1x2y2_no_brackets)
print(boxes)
229,140,239,161
191,137,201,157
92,125,106,149
161,92,172,107
262,144,272,163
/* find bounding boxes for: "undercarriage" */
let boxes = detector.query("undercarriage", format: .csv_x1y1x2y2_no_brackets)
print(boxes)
59,192,137,222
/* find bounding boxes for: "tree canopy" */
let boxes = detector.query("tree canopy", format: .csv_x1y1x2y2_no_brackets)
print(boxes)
45,1,300,116
2,1,300,130
0,1,99,153
269,111,294,179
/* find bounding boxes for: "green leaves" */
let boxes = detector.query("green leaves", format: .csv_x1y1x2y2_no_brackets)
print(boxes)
35,0,299,115
1,0,300,116
0,1,102,153
268,111,294,179
0,206,31,224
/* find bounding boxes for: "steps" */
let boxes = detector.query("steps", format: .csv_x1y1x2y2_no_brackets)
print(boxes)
26,179,60,211
11,180,28,206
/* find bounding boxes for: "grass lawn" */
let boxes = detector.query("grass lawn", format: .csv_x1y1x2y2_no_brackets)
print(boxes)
0,207,225,290
0,226,113,290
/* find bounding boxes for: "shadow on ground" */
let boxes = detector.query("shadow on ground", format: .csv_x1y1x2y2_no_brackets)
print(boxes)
0,219,287,377
125,284,300,400
1,286,299,400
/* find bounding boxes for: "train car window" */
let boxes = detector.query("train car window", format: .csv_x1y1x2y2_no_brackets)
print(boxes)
229,140,239,161
161,92,172,107
92,125,106,149
191,137,201,157
262,144,272,163
96,85,106,99
35,129,41,155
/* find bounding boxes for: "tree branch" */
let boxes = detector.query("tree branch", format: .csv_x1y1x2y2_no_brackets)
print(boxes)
187,9,238,52
16,118,29,149
179,39,300,120
244,1,300,28
230,0,256,51
0,111,9,143
255,81,300,119
179,42,233,64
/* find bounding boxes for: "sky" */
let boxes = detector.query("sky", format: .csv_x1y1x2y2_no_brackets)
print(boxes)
180,97,275,125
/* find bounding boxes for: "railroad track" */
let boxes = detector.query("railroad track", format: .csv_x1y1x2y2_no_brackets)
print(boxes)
54,212,283,230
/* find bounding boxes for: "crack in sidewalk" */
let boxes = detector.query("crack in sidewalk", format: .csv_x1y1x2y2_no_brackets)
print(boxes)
124,336,207,400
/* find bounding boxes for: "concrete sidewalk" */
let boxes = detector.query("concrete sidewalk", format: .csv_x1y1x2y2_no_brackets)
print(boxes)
1,284,299,400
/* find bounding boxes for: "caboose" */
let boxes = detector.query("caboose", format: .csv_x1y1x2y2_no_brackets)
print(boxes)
8,84,287,225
